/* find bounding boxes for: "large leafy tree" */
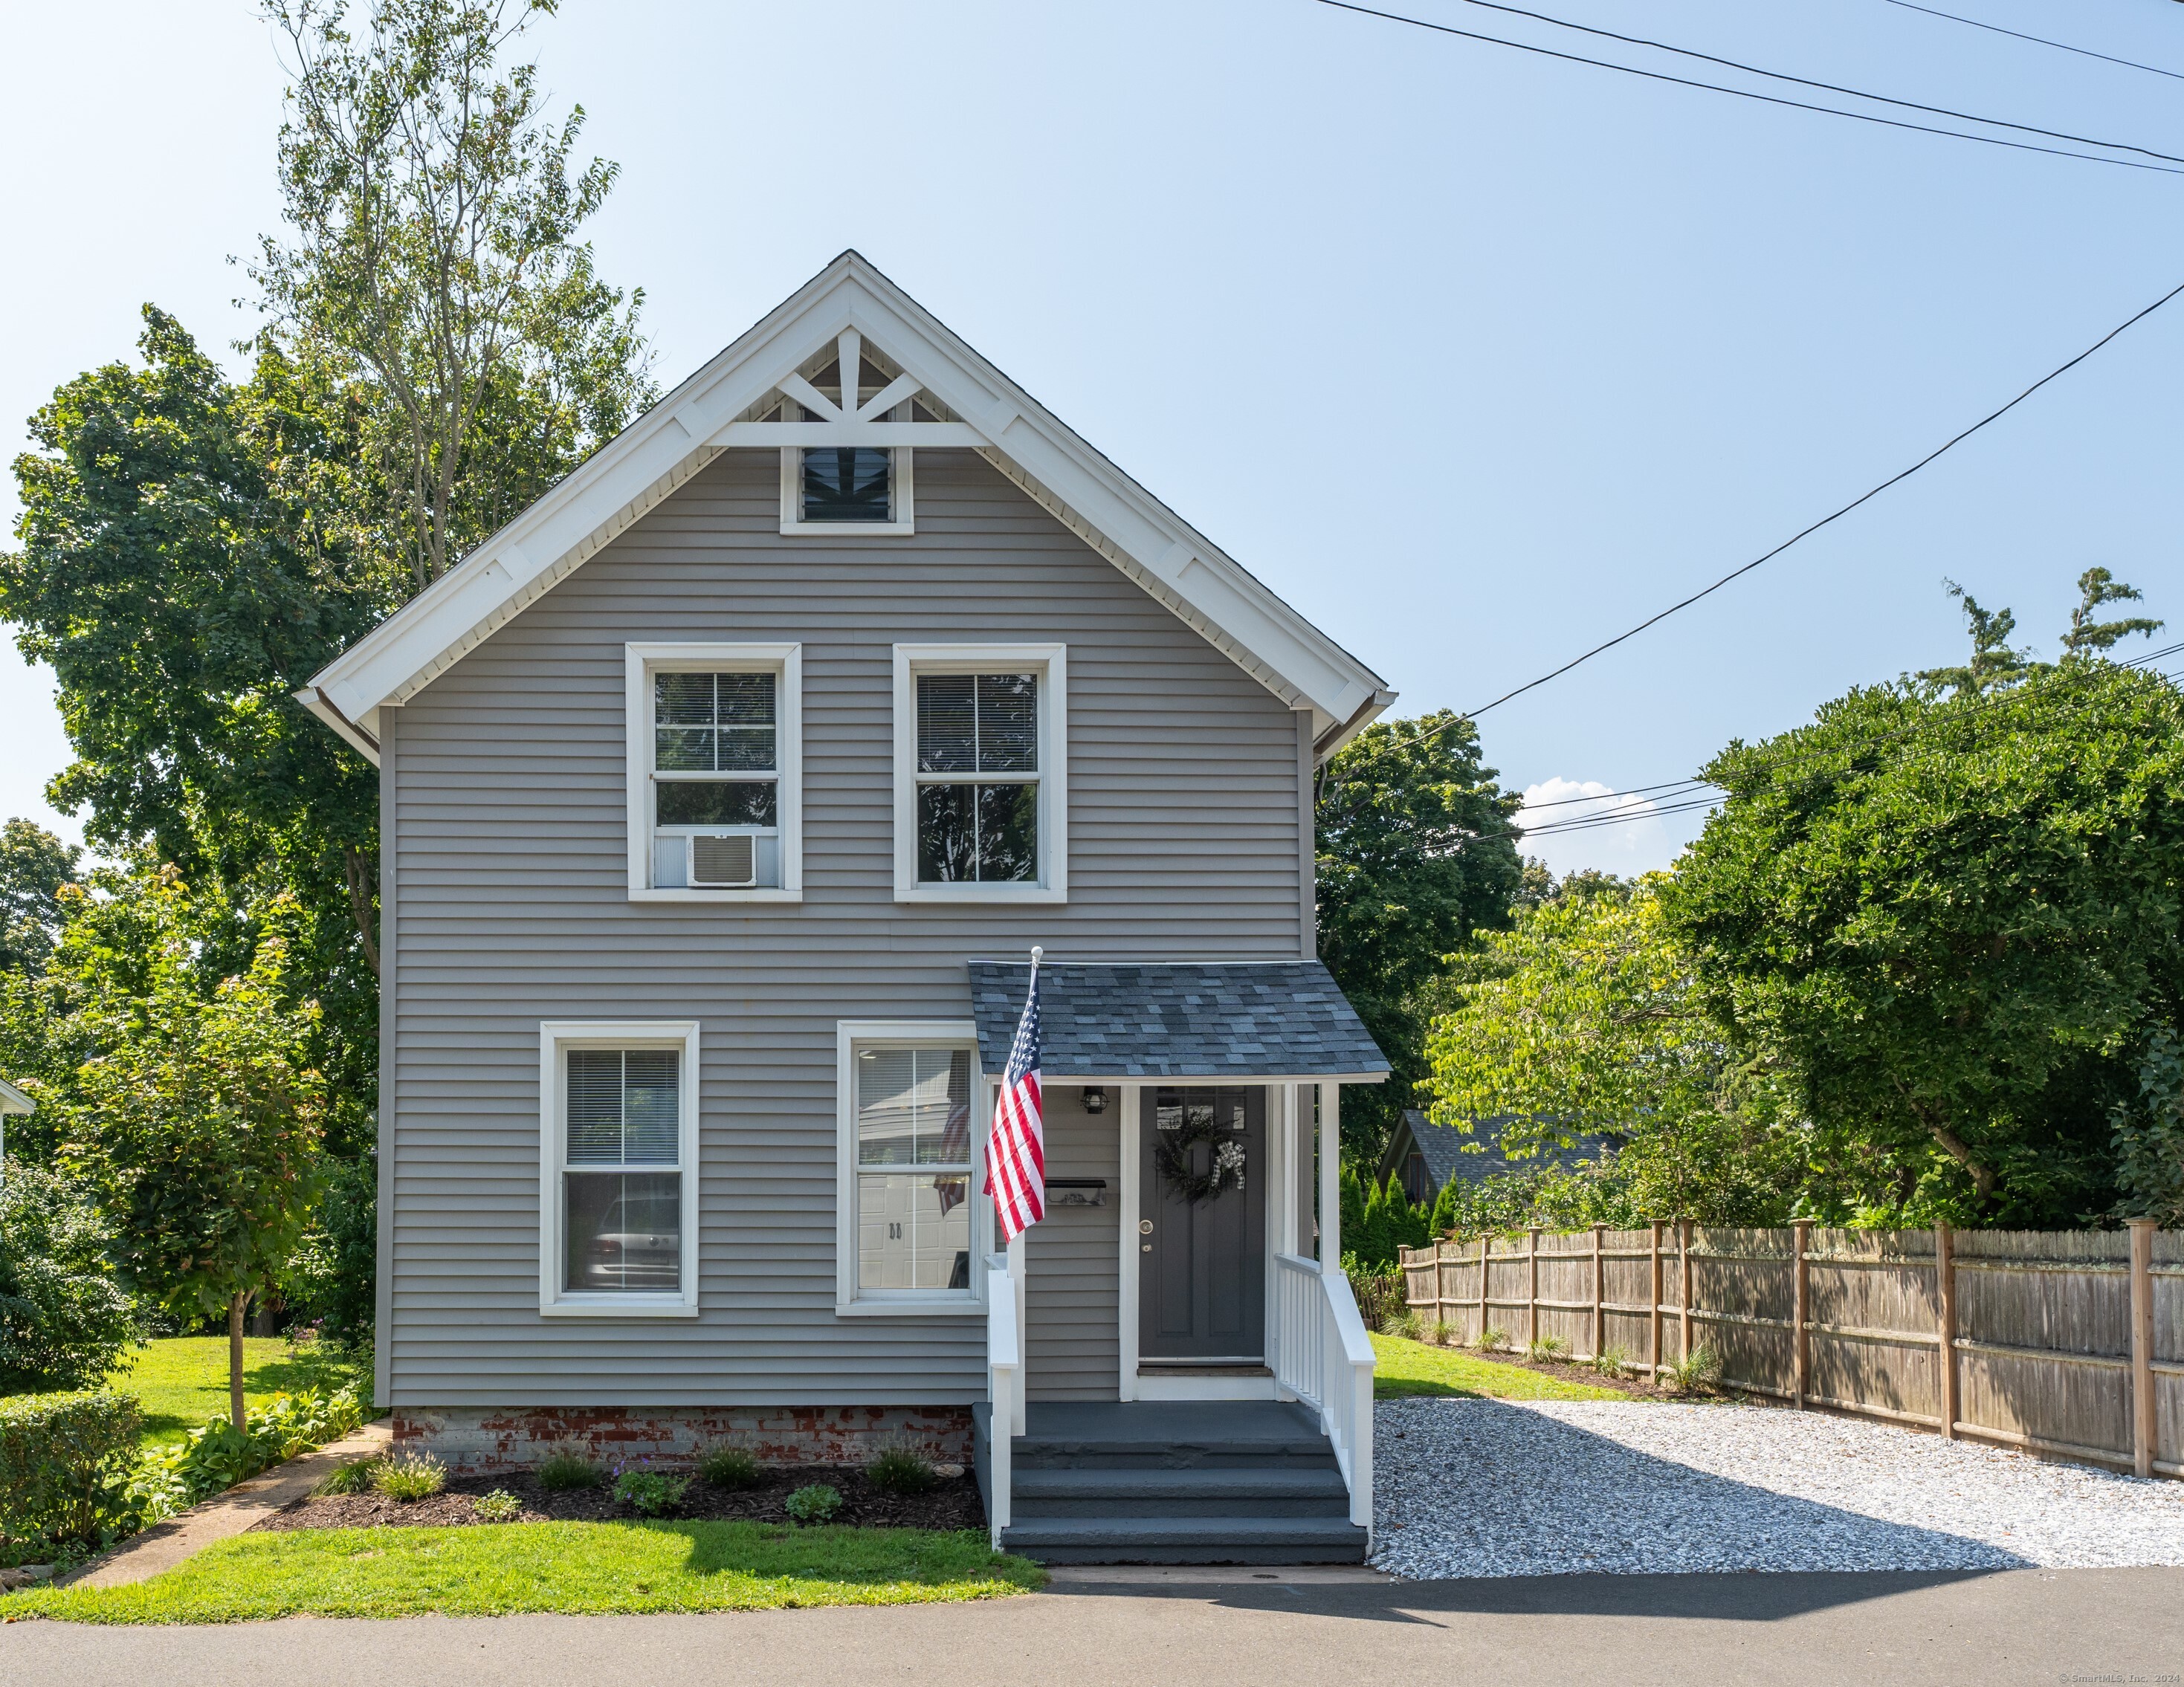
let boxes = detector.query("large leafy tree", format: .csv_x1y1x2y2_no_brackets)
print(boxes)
258,0,653,592
1422,873,1806,1225
1316,710,1525,1161
1663,650,2184,1225
56,870,326,1431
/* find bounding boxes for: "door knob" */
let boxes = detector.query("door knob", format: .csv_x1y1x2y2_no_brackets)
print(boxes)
1138,1220,1153,1234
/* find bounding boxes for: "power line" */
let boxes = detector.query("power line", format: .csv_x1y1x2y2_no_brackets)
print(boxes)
1516,643,2184,837
1437,0,2184,166
1454,276,2184,725
1880,0,2184,85
1314,0,2184,176
1508,776,1715,812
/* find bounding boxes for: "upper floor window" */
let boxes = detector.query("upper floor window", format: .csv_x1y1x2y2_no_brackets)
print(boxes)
891,645,1067,904
626,644,801,901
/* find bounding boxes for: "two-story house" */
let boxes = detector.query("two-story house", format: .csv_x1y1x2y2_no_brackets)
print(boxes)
300,252,1392,1562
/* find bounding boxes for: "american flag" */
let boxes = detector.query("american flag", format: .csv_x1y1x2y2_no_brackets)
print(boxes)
983,954,1045,1243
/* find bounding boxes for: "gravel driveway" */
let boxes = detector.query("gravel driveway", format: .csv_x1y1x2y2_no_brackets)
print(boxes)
1372,1397,2184,1580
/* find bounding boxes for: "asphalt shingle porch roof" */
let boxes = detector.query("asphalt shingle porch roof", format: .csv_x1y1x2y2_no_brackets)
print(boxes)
967,960,1389,1081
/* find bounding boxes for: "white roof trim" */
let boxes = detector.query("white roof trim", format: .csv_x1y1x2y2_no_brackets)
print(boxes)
302,251,1393,762
0,1077,34,1115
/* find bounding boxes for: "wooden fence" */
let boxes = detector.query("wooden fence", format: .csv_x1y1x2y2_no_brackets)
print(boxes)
1399,1219,2182,1480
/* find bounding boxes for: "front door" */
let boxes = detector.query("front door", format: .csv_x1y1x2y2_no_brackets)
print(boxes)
1139,1087,1266,1362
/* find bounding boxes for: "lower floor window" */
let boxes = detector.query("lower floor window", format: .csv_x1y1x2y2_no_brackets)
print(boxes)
844,1035,979,1303
542,1023,698,1312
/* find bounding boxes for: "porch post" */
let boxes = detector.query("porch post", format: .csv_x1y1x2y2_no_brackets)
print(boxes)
1319,1084,1342,1267
1008,1231,1027,1425
1117,1081,1140,1401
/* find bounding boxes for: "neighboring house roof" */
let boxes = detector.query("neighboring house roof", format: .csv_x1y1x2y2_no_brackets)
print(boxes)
0,1078,33,1116
1379,1109,1618,1197
300,250,1395,765
968,961,1390,1082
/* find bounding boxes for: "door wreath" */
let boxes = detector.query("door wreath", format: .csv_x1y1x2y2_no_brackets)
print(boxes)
1153,1112,1247,1202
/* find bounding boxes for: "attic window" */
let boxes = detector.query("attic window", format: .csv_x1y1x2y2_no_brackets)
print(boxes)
802,447,893,522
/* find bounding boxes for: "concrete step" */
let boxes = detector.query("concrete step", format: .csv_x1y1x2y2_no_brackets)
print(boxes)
1001,1513,1369,1565
1011,1464,1351,1517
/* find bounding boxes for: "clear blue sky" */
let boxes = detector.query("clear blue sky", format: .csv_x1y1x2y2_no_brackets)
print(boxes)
3,0,2180,875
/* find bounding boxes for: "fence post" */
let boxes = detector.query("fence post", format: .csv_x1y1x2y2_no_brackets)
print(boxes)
1933,1221,1958,1440
1650,1221,1664,1378
1679,1219,1693,1363
2130,1218,2158,1480
1591,1223,1606,1361
1527,1226,1541,1350
1476,1234,1487,1343
1792,1219,1812,1410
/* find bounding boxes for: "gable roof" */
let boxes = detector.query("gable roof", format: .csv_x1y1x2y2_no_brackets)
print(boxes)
300,250,1394,764
0,1077,33,1116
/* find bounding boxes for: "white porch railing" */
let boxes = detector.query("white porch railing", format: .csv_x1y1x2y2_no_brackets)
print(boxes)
984,1251,1021,1547
1274,1252,1375,1530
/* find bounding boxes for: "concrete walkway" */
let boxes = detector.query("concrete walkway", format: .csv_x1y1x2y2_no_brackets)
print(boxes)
4,1566,2180,1686
59,1421,391,1590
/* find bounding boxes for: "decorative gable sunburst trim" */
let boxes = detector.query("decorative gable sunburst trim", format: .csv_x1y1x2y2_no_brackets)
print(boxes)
300,251,1393,762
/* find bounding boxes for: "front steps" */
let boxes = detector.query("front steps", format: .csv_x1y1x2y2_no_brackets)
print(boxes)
975,1400,1369,1564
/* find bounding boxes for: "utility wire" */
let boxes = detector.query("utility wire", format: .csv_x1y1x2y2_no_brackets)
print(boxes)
1515,643,2184,836
1449,276,2184,728
1437,0,2184,166
1314,1,2184,176
1880,0,2184,85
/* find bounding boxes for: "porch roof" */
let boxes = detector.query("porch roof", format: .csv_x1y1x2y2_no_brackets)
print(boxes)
966,960,1389,1082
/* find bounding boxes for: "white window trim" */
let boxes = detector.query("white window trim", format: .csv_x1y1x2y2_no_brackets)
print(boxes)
780,446,915,537
835,1019,988,1317
625,643,802,903
537,1020,701,1318
891,643,1068,904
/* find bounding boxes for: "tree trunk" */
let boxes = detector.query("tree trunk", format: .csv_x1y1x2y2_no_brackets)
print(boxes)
343,846,381,978
229,1291,249,1434
1927,1123,1997,1202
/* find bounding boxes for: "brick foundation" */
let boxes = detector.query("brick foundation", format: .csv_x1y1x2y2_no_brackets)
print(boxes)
390,1405,975,1473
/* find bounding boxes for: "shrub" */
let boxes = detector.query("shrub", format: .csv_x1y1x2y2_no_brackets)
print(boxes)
1592,1344,1633,1379
1475,1325,1509,1352
472,1489,522,1523
865,1442,936,1495
1659,1344,1724,1395
132,1385,367,1524
1525,1334,1569,1362
696,1442,760,1489
0,1390,142,1545
536,1446,601,1491
1429,1320,1455,1347
613,1467,689,1517
785,1482,841,1524
0,1161,144,1393
314,1456,384,1496
369,1451,446,1502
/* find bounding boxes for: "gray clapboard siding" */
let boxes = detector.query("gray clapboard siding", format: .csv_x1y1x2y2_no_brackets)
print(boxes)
1027,1087,1122,1400
384,447,1307,1406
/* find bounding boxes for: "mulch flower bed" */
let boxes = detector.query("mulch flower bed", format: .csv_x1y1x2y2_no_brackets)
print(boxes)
253,1466,987,1534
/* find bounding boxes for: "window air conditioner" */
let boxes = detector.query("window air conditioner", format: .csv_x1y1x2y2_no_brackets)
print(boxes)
689,833,757,887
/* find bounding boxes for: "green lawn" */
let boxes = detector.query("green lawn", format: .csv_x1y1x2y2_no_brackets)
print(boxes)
1372,1332,1629,1400
12,1521,1044,1622
25,1338,374,1450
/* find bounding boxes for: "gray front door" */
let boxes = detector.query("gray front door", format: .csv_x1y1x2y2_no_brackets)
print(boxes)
1139,1087,1265,1362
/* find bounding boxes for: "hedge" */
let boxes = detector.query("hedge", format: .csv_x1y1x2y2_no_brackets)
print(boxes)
0,1390,141,1546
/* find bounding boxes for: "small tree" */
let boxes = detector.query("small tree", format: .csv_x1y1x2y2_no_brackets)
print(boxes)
62,870,326,1432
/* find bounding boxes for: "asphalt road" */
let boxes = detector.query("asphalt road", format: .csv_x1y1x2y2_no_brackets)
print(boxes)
4,1567,2179,1686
